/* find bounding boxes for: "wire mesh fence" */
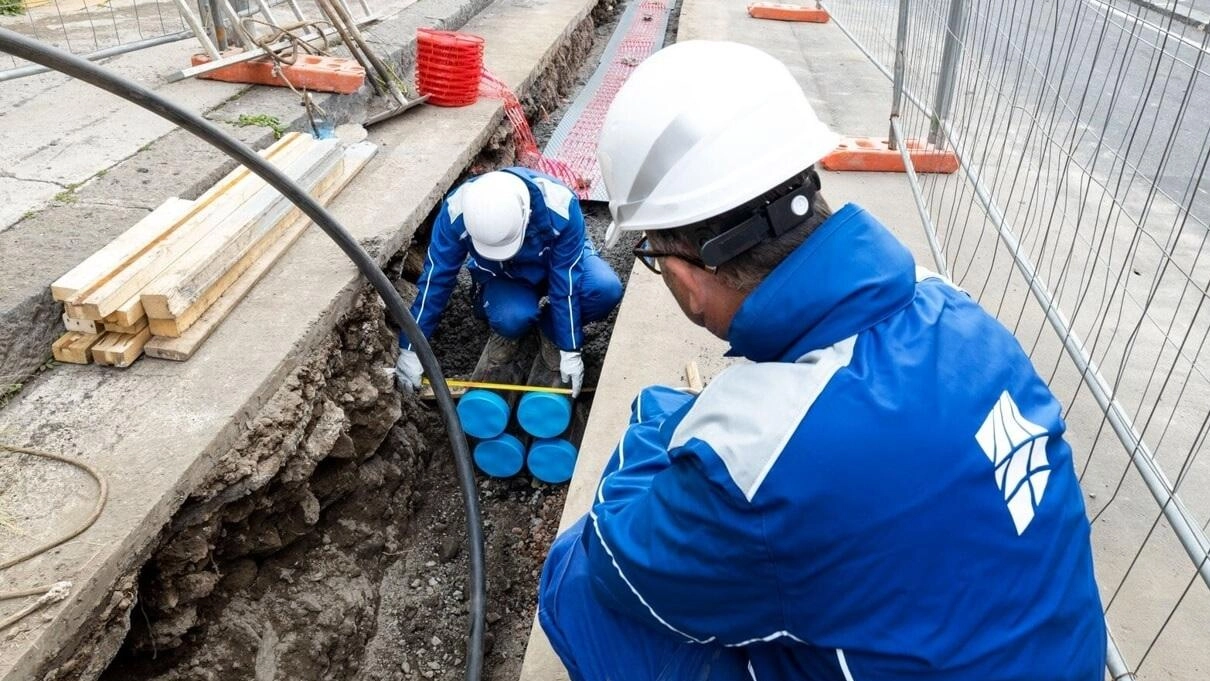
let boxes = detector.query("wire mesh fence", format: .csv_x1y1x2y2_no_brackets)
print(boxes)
0,0,199,77
822,0,1210,677
0,0,357,81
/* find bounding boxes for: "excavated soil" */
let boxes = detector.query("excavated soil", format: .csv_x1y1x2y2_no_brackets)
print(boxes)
93,1,665,680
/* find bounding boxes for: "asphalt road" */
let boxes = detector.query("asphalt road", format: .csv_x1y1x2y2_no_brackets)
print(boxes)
874,0,1210,228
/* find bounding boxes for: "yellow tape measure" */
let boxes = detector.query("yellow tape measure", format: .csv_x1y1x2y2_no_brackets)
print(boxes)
421,378,576,395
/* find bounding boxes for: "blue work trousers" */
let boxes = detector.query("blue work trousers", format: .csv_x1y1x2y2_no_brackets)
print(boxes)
472,251,623,343
539,517,752,681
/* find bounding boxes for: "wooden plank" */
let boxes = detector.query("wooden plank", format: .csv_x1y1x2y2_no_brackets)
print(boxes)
103,318,149,335
52,333,82,363
52,133,303,305
105,296,145,328
147,156,346,337
147,142,377,360
52,332,103,364
73,136,318,320
64,303,89,319
63,313,102,334
141,139,342,321
685,361,703,392
50,199,195,302
91,327,152,368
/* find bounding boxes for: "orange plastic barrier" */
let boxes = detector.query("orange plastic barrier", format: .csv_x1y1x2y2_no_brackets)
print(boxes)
820,137,959,174
191,52,365,94
747,2,830,23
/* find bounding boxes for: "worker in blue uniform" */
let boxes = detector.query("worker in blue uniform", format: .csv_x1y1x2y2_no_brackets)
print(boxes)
393,168,623,397
536,41,1106,681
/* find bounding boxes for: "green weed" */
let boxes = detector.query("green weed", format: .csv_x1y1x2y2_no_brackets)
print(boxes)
235,113,287,139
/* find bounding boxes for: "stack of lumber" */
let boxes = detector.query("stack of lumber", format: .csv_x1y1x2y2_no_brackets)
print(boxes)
50,132,377,367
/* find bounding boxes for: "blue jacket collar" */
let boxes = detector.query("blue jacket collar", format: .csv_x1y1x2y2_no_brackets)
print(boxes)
727,203,917,362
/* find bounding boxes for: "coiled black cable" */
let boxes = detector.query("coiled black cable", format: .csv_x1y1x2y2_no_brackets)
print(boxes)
0,27,485,681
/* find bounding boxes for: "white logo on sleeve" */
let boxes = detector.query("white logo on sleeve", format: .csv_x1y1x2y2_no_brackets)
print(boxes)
975,391,1052,535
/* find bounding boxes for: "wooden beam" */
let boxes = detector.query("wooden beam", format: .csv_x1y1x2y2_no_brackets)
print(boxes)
147,155,346,337
91,327,153,367
105,296,145,328
73,136,318,320
146,142,377,360
141,139,342,321
103,318,150,335
685,361,703,392
52,331,104,364
54,133,303,306
62,313,102,334
50,198,195,302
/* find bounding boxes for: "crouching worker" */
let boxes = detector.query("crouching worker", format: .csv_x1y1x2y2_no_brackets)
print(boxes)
393,168,623,397
537,41,1106,681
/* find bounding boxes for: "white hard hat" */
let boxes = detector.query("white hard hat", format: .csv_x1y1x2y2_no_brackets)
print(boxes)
598,40,840,248
463,171,531,261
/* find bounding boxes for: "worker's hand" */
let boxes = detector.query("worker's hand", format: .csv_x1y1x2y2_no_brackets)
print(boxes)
559,350,585,398
395,349,424,393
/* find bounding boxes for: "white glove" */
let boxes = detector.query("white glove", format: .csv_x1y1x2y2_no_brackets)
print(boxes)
395,349,424,393
559,350,585,398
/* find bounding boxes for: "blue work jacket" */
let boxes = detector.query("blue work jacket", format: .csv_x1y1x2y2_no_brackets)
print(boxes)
581,203,1106,680
404,167,588,351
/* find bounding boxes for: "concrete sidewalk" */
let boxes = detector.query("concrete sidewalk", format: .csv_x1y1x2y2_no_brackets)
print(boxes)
0,0,599,675
516,1,943,678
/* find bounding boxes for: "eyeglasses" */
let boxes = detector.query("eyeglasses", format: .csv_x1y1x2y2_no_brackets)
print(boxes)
632,236,710,275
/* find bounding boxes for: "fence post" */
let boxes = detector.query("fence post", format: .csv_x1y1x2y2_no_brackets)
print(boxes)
888,0,910,150
928,0,967,146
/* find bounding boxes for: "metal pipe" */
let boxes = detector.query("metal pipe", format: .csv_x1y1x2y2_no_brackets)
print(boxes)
208,0,228,50
314,0,384,96
325,0,407,104
1107,628,1137,680
890,117,949,274
172,0,221,59
0,30,194,82
889,0,911,150
218,0,255,48
929,0,968,146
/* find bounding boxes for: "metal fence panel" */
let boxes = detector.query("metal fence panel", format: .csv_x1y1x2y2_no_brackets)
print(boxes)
823,0,1210,677
0,0,197,75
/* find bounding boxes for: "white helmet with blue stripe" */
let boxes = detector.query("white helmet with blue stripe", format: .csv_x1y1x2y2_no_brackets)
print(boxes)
598,40,839,249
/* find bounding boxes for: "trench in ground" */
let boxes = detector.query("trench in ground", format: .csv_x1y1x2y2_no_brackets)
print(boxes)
92,3,678,680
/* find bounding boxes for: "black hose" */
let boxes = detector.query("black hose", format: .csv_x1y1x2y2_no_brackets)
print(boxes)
0,27,486,681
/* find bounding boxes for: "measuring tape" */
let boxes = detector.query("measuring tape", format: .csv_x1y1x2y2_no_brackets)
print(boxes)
421,378,580,395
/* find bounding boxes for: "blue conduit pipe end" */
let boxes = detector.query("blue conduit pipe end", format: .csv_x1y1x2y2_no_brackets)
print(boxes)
473,434,526,478
516,392,572,438
457,389,510,439
527,438,578,484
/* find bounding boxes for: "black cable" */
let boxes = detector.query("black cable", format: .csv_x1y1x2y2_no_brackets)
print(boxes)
0,27,485,681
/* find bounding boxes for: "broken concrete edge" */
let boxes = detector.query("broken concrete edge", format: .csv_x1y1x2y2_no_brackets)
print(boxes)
0,0,602,677
0,0,499,389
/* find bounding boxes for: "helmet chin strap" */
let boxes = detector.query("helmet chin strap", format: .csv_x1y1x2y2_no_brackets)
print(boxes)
698,182,817,268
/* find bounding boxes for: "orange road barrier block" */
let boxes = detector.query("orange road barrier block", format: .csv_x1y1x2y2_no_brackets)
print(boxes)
821,137,960,174
747,2,830,22
190,52,366,94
